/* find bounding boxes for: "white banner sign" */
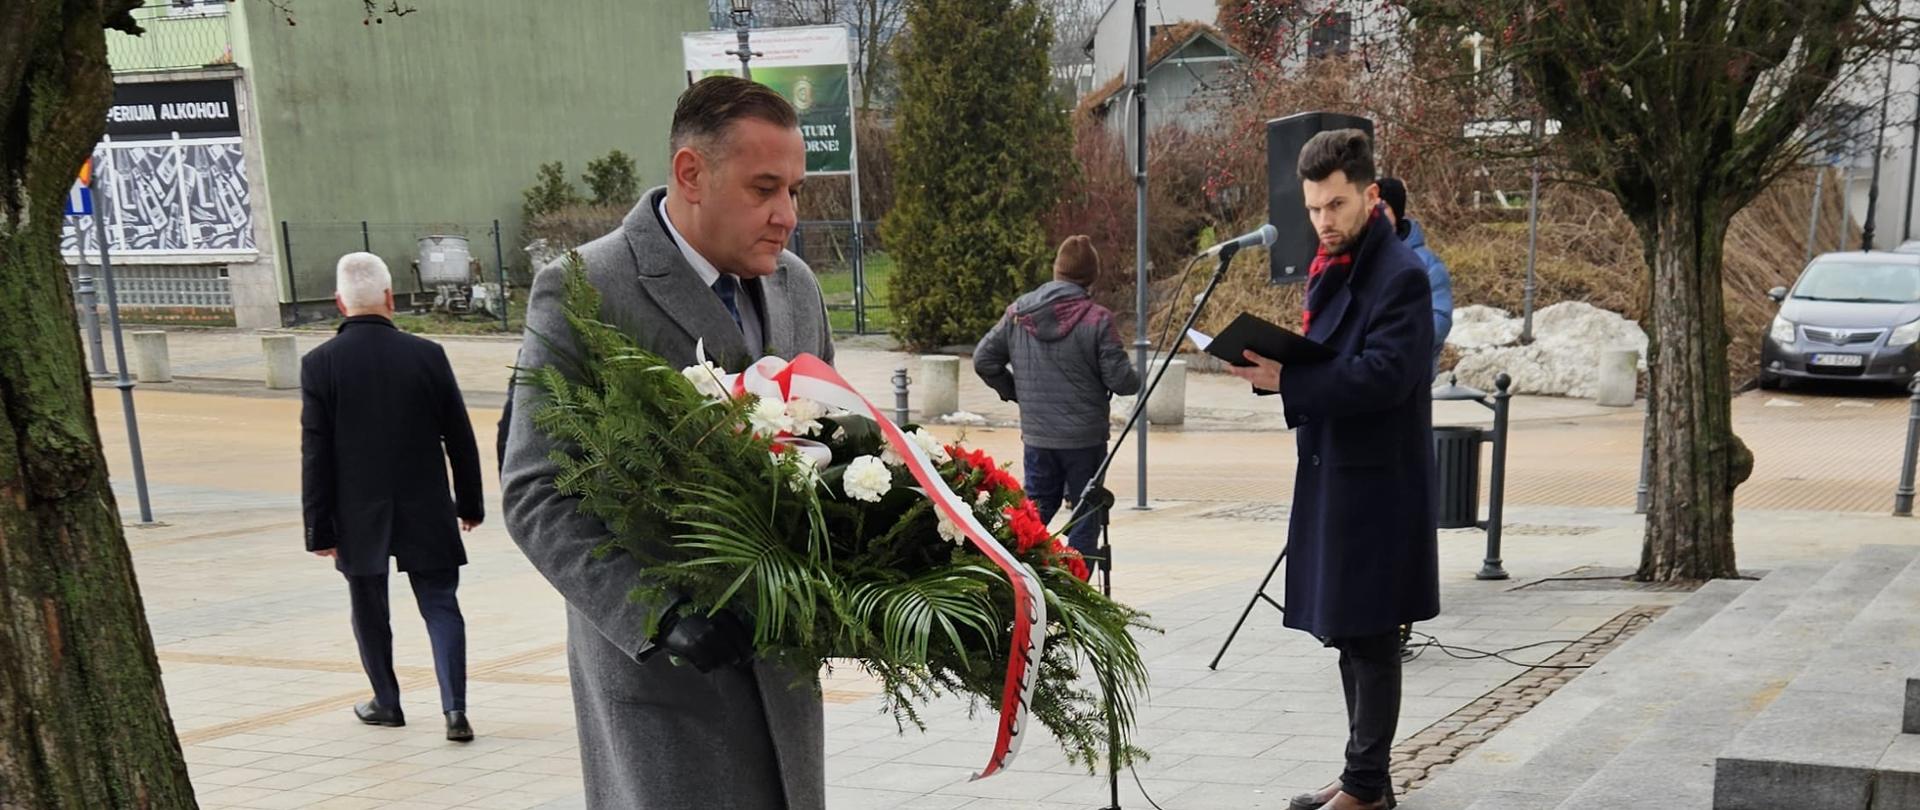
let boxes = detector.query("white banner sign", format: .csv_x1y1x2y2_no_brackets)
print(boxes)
682,24,850,73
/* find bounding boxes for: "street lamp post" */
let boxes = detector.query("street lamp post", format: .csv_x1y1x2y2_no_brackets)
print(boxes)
727,0,760,80
1865,51,1894,252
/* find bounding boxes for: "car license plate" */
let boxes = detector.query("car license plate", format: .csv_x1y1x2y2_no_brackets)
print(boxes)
1811,353,1865,367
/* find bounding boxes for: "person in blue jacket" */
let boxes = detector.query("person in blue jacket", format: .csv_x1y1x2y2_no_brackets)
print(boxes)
1377,177,1452,372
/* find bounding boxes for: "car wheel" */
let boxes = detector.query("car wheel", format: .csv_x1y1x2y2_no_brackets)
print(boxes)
1758,370,1781,390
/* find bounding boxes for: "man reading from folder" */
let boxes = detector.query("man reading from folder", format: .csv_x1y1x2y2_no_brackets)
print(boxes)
1226,129,1439,810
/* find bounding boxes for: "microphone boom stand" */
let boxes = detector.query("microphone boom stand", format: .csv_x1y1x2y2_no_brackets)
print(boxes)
1069,244,1244,810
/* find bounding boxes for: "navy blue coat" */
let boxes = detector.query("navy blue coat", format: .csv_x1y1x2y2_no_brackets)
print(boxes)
1277,215,1440,640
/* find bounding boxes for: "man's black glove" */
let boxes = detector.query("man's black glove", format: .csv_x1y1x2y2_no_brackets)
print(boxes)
640,597,755,673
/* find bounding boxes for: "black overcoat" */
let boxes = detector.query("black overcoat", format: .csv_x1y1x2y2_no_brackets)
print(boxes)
1277,215,1440,640
302,316,483,575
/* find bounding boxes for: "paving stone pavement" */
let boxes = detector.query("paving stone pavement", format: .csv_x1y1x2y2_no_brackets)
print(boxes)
83,362,1920,808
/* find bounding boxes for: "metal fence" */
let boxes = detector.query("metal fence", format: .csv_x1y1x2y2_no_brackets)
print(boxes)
790,220,888,335
280,219,512,327
109,1,235,74
281,218,888,334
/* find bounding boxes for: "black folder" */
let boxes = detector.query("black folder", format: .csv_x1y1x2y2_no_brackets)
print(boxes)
1194,313,1336,367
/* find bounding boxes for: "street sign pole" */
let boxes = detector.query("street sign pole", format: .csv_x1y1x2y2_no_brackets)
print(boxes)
67,160,110,379
92,168,156,525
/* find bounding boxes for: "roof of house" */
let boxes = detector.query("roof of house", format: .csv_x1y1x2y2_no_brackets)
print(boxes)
1075,22,1245,120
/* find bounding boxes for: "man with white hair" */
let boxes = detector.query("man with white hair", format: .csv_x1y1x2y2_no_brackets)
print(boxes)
301,251,485,742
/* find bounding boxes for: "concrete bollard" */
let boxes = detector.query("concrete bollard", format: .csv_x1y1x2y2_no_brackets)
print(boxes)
1146,359,1187,426
920,355,960,419
263,335,300,390
1595,348,1639,407
131,331,172,383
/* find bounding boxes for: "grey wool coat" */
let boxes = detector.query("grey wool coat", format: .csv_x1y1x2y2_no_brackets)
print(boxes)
502,187,834,810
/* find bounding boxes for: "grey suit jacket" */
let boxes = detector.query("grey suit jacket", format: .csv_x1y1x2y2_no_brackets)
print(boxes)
503,187,833,810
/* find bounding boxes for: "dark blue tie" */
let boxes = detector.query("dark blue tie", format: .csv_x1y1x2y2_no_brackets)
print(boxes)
712,275,744,333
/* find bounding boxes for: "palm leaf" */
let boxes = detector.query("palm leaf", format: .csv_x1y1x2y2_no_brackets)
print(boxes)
850,567,1001,668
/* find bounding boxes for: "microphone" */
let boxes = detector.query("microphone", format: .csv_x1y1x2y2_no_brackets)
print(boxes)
1200,224,1279,258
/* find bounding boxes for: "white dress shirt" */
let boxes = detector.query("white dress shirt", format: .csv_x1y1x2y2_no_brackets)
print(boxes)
658,197,763,357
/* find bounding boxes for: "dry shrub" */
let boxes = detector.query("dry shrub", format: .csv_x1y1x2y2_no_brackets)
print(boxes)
1139,169,1852,383
796,111,898,225
1044,120,1221,335
1052,40,1502,342
1048,25,1853,386
527,203,628,255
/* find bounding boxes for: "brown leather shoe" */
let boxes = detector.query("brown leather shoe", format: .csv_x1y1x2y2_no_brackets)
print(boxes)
1324,790,1396,810
1289,781,1341,810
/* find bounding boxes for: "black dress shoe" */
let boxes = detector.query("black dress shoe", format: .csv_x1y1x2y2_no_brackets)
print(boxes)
354,700,404,727
445,711,474,743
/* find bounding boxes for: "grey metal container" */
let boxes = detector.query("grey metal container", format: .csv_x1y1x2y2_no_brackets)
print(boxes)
417,235,472,286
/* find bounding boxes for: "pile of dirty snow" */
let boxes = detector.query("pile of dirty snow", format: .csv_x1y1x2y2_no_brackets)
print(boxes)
1446,302,1647,398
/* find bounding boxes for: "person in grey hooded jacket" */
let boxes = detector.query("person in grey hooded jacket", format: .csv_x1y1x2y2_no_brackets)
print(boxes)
974,235,1141,559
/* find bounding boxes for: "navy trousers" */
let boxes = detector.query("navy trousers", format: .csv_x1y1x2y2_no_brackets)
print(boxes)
1022,445,1107,559
346,568,466,714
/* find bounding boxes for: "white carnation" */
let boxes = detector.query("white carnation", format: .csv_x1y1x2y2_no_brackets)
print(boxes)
786,462,821,494
785,398,826,437
881,428,948,467
842,455,894,503
775,439,829,493
748,398,795,437
681,360,728,399
909,428,950,463
936,511,966,543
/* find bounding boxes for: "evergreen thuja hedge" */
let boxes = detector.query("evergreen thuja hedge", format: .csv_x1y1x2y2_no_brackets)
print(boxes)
882,0,1070,350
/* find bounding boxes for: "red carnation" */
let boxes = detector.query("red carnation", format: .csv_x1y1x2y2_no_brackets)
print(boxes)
1004,502,1052,554
985,467,1022,496
1062,548,1091,581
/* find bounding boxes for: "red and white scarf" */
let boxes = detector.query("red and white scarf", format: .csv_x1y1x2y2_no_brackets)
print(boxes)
1303,203,1385,334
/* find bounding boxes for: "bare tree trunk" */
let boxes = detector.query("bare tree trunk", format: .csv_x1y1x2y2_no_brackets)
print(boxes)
1636,201,1750,582
0,1,199,807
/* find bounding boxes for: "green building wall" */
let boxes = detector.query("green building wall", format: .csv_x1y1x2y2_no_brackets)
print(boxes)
240,0,708,302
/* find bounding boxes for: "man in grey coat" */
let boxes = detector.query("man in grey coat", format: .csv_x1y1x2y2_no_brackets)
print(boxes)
974,235,1141,560
502,77,833,810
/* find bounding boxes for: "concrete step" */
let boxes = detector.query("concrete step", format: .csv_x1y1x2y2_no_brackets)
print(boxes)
1408,578,1755,810
1454,561,1841,810
1425,559,1834,810
1713,546,1920,810
1558,545,1920,810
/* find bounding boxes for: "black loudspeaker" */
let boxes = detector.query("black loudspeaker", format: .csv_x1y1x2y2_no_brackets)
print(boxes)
1267,112,1375,284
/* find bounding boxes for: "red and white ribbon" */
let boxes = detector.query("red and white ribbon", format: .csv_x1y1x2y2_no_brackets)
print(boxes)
723,352,1046,780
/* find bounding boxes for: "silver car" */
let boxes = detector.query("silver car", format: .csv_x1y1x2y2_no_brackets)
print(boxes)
1760,250,1920,389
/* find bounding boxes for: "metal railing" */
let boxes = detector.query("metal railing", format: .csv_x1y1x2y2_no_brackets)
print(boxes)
789,220,888,335
108,2,236,74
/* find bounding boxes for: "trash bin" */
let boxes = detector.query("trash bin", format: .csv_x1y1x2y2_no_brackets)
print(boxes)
1433,426,1484,529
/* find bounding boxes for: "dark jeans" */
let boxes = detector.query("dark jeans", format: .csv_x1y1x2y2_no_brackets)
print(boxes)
1334,631,1403,803
347,567,467,714
1022,444,1106,559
